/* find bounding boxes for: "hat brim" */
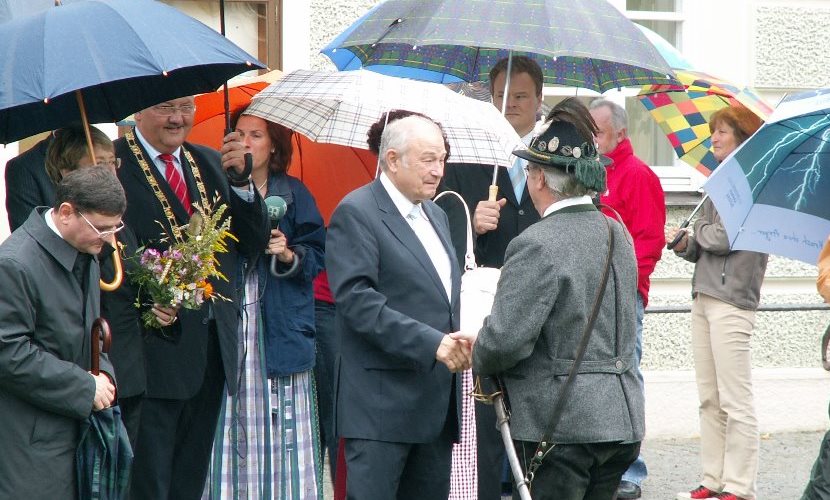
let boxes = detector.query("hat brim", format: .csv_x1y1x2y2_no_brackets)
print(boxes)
513,148,612,168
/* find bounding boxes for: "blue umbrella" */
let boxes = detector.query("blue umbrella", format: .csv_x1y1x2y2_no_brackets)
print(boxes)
0,0,264,144
320,0,678,92
634,23,693,71
704,88,830,264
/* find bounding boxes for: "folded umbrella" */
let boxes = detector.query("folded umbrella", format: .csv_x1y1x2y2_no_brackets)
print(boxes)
76,318,133,500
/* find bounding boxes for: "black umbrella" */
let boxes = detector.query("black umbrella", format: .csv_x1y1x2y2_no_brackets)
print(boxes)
76,318,133,500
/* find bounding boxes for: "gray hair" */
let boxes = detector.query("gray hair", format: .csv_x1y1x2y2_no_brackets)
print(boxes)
378,115,439,171
54,166,126,216
589,98,628,132
535,163,594,199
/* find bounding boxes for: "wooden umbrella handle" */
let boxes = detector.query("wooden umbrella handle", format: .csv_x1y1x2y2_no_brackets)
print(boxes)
99,235,123,292
488,184,498,202
90,317,111,376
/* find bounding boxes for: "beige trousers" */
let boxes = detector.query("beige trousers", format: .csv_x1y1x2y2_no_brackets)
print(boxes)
691,293,759,500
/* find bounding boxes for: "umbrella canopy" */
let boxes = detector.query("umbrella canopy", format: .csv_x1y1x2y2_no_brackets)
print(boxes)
638,70,774,176
321,0,679,92
0,0,264,144
703,88,830,264
245,69,523,168
188,77,377,223
635,23,693,71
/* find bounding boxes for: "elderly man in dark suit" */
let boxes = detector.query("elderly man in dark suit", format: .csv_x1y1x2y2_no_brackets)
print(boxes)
114,96,269,499
0,167,123,499
472,109,644,499
326,114,470,499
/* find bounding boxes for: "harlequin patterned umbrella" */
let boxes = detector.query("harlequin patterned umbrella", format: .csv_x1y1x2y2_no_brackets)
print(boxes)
638,70,773,176
321,0,679,92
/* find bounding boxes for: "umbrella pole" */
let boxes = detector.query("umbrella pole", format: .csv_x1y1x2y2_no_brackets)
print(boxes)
75,89,125,292
218,0,253,178
489,51,514,202
74,90,96,162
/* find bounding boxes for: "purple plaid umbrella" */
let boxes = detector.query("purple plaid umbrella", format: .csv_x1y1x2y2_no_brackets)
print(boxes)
322,0,678,92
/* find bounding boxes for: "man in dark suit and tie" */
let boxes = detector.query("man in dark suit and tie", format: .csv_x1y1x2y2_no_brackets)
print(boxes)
5,133,54,231
114,96,269,499
326,114,471,499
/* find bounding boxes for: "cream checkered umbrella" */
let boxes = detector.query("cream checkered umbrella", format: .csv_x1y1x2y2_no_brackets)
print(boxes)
246,69,522,167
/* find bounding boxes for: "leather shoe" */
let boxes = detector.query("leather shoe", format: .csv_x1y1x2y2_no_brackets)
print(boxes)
616,480,642,499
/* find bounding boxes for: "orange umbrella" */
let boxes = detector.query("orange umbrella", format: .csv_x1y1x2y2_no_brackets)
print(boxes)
188,70,376,223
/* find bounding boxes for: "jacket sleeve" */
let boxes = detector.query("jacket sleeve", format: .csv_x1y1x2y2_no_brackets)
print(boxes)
227,176,270,261
4,158,42,232
473,235,556,375
818,237,830,303
0,258,96,419
690,199,732,256
326,201,445,370
275,180,326,282
623,169,666,286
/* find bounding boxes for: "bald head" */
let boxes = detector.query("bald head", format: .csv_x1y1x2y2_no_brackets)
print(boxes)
381,115,447,203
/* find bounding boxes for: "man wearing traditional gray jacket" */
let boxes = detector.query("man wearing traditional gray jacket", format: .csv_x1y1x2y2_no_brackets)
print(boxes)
472,108,644,499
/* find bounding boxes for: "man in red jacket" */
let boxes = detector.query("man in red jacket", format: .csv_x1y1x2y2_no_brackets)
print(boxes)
590,98,666,500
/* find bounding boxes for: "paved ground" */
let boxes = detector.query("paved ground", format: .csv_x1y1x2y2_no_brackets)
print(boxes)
323,369,830,499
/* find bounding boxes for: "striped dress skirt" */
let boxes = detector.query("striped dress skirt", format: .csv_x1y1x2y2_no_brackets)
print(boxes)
203,274,324,499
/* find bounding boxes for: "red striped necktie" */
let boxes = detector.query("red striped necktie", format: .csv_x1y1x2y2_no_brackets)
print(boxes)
158,153,192,215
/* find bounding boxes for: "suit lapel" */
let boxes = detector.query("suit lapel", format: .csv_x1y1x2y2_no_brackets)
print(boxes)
371,182,451,305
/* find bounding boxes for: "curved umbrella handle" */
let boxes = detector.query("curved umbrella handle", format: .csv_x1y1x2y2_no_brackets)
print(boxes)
90,317,112,376
99,235,123,292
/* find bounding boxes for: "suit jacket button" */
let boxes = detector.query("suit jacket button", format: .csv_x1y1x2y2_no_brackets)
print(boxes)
518,209,525,216
615,360,623,370
202,318,209,325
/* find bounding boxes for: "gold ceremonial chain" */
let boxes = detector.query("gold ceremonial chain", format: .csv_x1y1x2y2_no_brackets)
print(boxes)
470,376,501,404
125,130,211,240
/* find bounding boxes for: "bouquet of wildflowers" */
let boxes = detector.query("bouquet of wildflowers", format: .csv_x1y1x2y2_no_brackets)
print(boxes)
130,201,238,329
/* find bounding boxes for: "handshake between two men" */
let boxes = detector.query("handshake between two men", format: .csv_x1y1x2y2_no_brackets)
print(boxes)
436,331,478,373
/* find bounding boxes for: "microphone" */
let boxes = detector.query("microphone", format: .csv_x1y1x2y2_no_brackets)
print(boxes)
264,195,287,230
264,196,296,277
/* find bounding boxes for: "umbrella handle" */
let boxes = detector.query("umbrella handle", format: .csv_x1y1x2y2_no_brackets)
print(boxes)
90,318,112,376
488,185,498,202
666,219,689,250
99,235,123,292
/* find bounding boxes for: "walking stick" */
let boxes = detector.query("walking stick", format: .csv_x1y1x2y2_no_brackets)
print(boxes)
472,377,532,500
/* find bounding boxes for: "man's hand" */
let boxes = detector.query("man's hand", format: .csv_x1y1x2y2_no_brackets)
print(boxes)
266,228,294,263
220,131,248,175
151,304,179,327
665,226,688,252
436,335,472,373
473,198,508,235
91,373,116,411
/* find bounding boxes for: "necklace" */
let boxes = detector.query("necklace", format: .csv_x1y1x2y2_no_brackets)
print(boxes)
256,178,268,194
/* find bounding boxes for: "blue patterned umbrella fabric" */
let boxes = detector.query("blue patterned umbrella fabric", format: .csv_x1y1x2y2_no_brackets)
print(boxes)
0,0,264,143
322,0,679,92
704,88,830,264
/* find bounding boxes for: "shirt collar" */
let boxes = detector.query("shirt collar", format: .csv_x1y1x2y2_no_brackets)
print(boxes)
379,172,422,219
134,127,182,164
542,195,593,217
44,208,62,237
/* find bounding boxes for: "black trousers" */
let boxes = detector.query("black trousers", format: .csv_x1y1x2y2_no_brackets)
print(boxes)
130,329,225,500
803,429,830,500
313,299,339,477
476,375,509,500
512,440,641,500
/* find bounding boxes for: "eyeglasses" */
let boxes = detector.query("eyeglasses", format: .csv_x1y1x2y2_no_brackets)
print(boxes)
151,104,196,116
97,158,121,170
77,211,125,239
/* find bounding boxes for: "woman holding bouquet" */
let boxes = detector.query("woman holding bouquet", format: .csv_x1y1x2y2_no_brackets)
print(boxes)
205,107,326,499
